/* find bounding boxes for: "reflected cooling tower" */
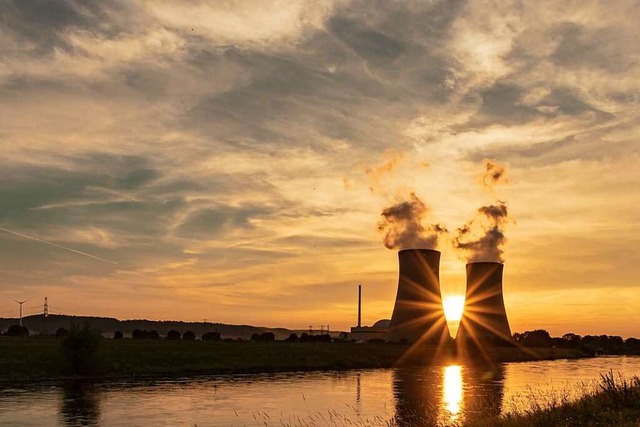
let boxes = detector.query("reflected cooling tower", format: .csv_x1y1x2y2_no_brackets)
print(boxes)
457,262,511,346
388,249,450,344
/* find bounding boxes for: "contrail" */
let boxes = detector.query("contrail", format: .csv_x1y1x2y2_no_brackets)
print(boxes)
0,227,117,265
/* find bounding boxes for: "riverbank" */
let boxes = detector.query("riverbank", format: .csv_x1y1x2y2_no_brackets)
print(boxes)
0,336,589,383
468,372,640,427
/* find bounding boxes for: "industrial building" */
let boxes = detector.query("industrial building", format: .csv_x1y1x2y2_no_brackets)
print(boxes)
387,249,450,344
456,262,511,346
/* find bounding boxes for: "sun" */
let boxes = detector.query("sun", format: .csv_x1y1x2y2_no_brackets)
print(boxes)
443,296,465,322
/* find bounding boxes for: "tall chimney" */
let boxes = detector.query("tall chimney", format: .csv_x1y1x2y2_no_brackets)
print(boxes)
388,249,450,344
357,284,362,328
457,262,511,346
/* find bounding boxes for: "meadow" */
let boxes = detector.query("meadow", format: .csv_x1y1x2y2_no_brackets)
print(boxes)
0,336,586,382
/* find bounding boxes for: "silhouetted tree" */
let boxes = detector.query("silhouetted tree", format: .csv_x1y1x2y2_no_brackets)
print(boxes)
62,322,102,375
202,331,221,341
56,327,70,338
626,338,640,352
516,330,553,348
167,330,181,340
285,333,299,342
183,330,196,340
250,332,275,342
132,329,160,339
299,333,310,343
7,324,29,336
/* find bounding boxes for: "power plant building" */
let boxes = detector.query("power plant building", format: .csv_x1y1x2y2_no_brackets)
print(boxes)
457,262,511,346
388,249,450,344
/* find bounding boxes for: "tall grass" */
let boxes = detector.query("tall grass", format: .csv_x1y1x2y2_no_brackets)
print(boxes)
468,372,640,427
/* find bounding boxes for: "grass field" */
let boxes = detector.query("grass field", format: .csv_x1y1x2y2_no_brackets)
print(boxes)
0,336,587,382
467,373,640,427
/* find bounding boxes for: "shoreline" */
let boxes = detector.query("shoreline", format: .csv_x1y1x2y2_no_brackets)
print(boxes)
1,337,592,385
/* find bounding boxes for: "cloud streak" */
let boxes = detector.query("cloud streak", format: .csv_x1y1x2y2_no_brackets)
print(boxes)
0,227,117,265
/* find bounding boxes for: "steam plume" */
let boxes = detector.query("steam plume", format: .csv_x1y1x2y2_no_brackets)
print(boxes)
481,159,507,190
453,201,509,262
378,193,447,250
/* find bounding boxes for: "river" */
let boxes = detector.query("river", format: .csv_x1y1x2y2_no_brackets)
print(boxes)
1,356,639,426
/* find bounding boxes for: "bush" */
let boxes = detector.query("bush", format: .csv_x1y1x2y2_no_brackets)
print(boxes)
167,330,181,340
56,327,69,338
202,331,221,341
183,330,196,341
132,329,160,339
113,331,123,339
7,324,29,336
62,322,102,375
285,333,299,342
251,332,276,342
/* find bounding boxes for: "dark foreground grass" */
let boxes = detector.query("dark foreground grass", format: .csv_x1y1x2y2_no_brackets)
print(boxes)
0,336,586,382
467,373,640,427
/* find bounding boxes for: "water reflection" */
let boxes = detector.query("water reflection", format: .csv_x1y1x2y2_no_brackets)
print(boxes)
443,365,462,419
59,381,101,426
392,363,505,426
462,364,505,421
392,366,441,426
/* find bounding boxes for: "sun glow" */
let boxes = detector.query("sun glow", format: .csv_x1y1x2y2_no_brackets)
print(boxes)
443,296,465,322
443,365,463,418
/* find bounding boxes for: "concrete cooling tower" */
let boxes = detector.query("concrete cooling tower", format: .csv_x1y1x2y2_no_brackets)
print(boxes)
457,262,511,346
388,249,450,344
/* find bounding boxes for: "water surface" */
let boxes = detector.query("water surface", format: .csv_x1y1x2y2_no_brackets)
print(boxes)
1,356,639,426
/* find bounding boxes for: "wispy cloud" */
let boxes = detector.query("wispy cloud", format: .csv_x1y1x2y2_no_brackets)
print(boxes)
0,0,639,333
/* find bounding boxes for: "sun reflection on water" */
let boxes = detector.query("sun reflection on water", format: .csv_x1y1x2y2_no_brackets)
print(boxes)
443,365,463,420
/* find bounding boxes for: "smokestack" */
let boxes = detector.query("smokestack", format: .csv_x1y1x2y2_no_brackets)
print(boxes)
457,262,511,346
388,249,450,344
358,284,362,328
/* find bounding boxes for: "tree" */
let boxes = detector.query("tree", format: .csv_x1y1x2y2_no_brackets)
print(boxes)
285,333,299,342
167,330,181,340
113,331,123,339
516,330,553,348
62,322,102,375
132,329,160,339
202,331,221,341
7,324,29,336
56,327,69,338
251,332,275,342
183,330,196,340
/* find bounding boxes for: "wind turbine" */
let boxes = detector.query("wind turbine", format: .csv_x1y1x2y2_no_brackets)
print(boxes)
14,298,32,326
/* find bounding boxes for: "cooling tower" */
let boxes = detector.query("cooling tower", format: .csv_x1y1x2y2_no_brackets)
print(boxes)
457,262,511,346
388,249,450,344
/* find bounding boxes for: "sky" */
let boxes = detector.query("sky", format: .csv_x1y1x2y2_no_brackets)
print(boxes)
1,0,639,337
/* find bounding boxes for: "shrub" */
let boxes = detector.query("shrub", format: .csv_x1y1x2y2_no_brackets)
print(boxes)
62,322,102,375
167,330,181,340
113,331,123,339
7,324,29,336
285,333,299,342
251,332,275,342
202,331,221,341
183,330,196,340
132,329,160,339
55,327,69,337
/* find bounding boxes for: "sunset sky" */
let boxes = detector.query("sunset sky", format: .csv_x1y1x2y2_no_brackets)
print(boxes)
1,1,639,336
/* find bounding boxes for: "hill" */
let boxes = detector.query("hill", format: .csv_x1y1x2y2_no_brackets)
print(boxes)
0,314,299,340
